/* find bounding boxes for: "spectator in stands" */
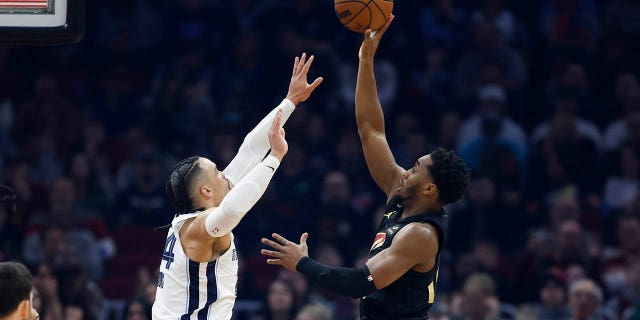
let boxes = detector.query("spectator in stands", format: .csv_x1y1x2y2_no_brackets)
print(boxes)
457,84,527,164
277,269,309,307
599,214,640,293
438,112,462,151
418,0,467,50
471,0,519,46
23,177,112,279
611,71,640,117
32,264,63,320
406,42,454,112
295,303,332,320
454,273,512,320
123,299,150,320
454,21,527,101
68,152,114,212
539,0,600,46
528,103,600,197
604,145,640,211
605,88,640,153
114,152,171,228
255,279,299,320
568,278,614,320
531,86,602,152
535,270,571,320
619,262,640,319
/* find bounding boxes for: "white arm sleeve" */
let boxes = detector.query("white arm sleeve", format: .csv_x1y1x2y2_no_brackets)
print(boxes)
205,155,280,237
223,99,295,186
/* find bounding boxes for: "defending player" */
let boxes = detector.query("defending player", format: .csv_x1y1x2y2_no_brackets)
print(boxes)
152,53,322,320
0,262,39,320
261,17,470,319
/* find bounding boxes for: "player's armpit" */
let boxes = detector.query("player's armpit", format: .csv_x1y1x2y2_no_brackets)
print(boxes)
359,130,405,196
365,223,439,290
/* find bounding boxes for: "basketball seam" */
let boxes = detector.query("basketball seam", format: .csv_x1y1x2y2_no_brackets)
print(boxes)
369,0,389,23
366,5,373,29
340,0,375,26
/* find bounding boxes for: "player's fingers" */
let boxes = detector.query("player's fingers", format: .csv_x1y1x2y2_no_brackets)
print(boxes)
292,56,299,76
266,259,282,265
297,52,307,73
280,127,285,138
301,55,315,74
300,232,309,245
309,77,324,90
271,109,282,131
378,13,395,36
261,237,283,250
364,29,373,40
261,249,283,258
272,233,291,246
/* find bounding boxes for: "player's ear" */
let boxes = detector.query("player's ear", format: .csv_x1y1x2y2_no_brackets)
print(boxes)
18,300,30,319
423,183,437,197
200,185,213,198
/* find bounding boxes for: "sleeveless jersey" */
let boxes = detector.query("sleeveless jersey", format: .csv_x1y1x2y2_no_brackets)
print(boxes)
152,213,239,320
360,197,448,320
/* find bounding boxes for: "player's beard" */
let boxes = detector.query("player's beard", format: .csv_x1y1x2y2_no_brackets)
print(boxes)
389,194,405,207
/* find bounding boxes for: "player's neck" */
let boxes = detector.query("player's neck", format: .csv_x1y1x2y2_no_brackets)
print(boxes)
400,200,441,218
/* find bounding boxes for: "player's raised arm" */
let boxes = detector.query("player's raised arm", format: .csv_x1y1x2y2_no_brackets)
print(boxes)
223,53,323,185
355,15,403,197
260,223,438,298
186,111,288,242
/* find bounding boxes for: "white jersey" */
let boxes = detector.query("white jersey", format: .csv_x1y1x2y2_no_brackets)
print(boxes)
152,213,238,320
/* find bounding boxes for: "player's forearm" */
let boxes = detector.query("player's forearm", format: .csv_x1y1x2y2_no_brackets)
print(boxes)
206,155,280,237
355,59,385,136
296,256,377,299
223,99,294,184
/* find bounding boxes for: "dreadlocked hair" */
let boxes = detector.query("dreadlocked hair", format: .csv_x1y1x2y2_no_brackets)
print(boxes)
429,147,470,204
166,156,203,215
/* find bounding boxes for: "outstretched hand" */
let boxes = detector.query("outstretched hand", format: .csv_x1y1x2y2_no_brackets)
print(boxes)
268,109,288,161
261,232,309,272
285,53,324,105
359,14,395,62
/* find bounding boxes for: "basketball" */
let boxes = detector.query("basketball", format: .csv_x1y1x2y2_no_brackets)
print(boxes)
335,0,393,34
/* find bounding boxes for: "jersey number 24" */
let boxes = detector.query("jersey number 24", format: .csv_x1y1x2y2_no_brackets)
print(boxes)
158,233,176,288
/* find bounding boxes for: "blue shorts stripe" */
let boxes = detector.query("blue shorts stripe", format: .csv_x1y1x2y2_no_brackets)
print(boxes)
181,260,200,320
197,261,218,320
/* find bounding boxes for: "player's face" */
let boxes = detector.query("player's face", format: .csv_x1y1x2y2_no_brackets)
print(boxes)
198,158,232,205
397,155,436,200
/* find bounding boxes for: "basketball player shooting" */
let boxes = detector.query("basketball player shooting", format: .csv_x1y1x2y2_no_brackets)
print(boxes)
261,17,470,319
152,53,323,320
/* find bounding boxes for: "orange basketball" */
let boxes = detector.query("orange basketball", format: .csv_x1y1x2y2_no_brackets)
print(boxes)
334,0,393,34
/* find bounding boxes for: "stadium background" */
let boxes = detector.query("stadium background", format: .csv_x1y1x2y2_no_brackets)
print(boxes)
1,0,640,319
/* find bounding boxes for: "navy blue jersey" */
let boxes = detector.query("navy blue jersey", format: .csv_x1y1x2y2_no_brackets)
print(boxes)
360,197,447,320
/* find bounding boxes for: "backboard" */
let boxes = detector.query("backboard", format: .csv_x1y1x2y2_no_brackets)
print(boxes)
0,0,85,45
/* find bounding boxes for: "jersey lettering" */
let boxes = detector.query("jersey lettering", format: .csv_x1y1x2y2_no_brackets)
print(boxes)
158,271,165,288
162,233,176,269
427,267,440,303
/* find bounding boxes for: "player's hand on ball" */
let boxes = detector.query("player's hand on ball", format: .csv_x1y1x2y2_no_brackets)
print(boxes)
358,14,395,61
261,232,309,272
268,109,288,161
285,52,324,105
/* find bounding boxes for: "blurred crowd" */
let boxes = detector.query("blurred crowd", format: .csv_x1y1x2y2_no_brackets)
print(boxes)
1,0,640,319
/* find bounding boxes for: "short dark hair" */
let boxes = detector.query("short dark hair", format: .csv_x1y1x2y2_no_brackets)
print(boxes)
166,156,204,215
0,262,32,317
428,147,470,204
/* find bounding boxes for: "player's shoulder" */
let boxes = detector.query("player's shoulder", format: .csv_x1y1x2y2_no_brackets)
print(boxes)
393,222,438,249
